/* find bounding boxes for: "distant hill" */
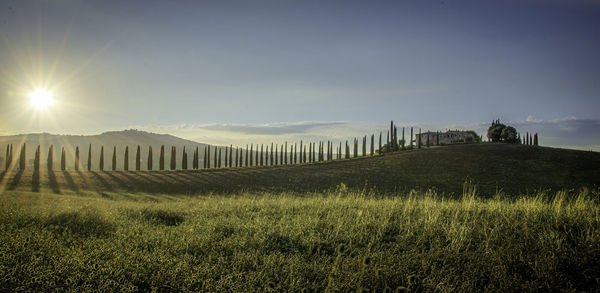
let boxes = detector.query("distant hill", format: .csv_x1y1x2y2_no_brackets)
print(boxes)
1,144,598,197
0,130,218,170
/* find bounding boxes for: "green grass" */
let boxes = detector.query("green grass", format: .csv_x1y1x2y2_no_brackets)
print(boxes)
1,187,599,292
2,144,598,197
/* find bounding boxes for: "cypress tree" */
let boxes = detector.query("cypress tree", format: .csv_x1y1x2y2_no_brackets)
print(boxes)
47,145,54,171
229,145,233,167
426,132,430,147
402,128,406,149
148,146,153,170
410,127,414,149
394,126,398,151
124,146,128,171
281,143,284,164
390,120,394,150
112,146,117,171
270,143,274,165
308,143,311,163
293,143,297,164
135,145,141,171
245,145,249,167
34,145,40,172
204,146,208,168
171,147,176,170
534,133,538,146
418,128,422,149
159,145,165,170
259,144,263,166
224,146,228,167
386,131,390,151
61,147,66,171
250,144,253,166
274,144,278,165
218,147,222,168
299,141,303,163
375,132,379,154
74,146,80,171
370,135,374,156
526,132,530,145
99,146,104,171
87,144,92,171
194,146,199,169
208,146,213,169
363,136,366,156
284,142,287,164
436,131,440,145
182,147,187,170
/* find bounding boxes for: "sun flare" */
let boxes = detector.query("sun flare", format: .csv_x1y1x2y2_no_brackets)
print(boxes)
29,88,54,110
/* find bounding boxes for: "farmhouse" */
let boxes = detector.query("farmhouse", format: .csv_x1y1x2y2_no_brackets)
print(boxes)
415,130,480,146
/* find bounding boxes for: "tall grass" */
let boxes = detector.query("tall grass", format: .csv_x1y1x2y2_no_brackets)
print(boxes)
0,188,599,291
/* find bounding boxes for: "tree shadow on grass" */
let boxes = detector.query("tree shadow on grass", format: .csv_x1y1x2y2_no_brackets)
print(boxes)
48,170,61,194
32,170,40,192
103,171,132,191
62,171,80,194
7,170,23,190
89,171,115,192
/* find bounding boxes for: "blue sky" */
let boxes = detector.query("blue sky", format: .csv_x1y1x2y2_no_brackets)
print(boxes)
0,0,599,150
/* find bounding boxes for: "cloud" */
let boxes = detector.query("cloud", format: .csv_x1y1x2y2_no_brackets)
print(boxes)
196,121,348,135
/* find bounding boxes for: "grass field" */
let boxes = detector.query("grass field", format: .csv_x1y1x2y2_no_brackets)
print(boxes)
1,144,599,197
1,186,599,292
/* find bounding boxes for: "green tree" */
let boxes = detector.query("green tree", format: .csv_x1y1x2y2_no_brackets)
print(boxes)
218,147,222,168
47,145,54,171
148,146,153,170
410,127,413,149
159,145,165,170
136,145,141,171
112,146,117,171
501,126,519,143
487,120,506,142
34,145,40,172
99,146,104,171
170,147,176,170
534,133,539,146
124,146,129,171
75,146,80,171
87,144,92,171
182,147,187,170
61,147,66,171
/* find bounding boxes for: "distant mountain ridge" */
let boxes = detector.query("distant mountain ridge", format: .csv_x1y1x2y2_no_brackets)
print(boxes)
0,129,218,170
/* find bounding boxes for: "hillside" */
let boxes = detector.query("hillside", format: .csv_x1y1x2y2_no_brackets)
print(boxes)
1,144,598,196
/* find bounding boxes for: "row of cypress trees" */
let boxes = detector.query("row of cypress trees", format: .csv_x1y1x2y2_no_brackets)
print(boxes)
3,120,528,171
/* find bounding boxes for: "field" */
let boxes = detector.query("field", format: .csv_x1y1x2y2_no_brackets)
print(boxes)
1,188,599,292
1,144,600,291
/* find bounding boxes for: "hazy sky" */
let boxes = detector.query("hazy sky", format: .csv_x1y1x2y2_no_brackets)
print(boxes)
0,0,599,149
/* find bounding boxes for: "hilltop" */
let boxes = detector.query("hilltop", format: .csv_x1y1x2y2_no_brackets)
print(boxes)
1,143,598,197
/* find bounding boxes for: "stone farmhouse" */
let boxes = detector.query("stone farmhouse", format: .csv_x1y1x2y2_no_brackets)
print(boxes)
415,130,480,146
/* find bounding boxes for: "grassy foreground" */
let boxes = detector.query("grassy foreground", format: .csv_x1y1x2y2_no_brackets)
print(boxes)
1,188,599,292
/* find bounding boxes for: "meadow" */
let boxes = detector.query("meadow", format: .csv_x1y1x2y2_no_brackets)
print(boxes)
1,186,599,292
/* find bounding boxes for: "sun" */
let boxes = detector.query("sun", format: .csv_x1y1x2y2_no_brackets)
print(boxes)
29,88,54,110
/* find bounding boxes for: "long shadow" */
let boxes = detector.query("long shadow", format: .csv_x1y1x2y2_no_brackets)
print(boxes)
104,171,134,191
90,171,115,192
0,170,7,187
7,170,24,190
48,170,61,194
62,171,80,194
32,170,40,192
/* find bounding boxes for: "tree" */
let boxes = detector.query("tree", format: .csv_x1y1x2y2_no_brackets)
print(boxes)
378,131,382,154
218,147,222,168
236,147,240,167
487,120,506,142
426,132,430,147
87,144,92,171
47,145,54,171
204,146,208,169
410,127,413,149
159,145,165,170
393,126,398,151
229,145,233,167
148,146,153,170
534,133,539,146
294,143,297,164
401,128,405,149
112,146,117,171
136,145,141,171
75,146,80,171
99,146,104,171
61,147,66,171
418,128,422,149
124,146,129,171
436,131,440,145
34,145,40,172
182,147,187,170
170,146,176,170
501,126,518,143
250,144,253,166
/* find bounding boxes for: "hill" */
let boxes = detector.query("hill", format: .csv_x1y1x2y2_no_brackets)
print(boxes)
0,130,215,170
1,143,598,196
